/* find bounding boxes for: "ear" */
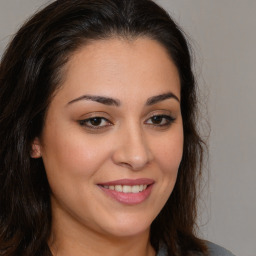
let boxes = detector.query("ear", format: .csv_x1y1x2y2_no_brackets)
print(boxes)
30,137,42,158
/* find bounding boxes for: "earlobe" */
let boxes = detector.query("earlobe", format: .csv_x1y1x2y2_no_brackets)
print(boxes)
30,137,42,158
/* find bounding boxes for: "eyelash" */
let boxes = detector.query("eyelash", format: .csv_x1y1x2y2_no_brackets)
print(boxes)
79,117,112,129
145,115,176,127
78,114,175,130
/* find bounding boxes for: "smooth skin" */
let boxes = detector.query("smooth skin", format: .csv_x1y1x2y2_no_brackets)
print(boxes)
32,37,183,256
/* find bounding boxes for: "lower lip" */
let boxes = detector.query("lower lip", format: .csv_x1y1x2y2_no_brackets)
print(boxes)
98,184,153,205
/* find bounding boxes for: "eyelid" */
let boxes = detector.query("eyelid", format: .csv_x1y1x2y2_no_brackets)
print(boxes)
144,109,175,120
144,110,176,128
145,114,175,124
79,111,112,119
79,116,112,126
78,112,114,130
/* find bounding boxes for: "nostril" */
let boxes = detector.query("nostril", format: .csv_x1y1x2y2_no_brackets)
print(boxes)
111,130,153,170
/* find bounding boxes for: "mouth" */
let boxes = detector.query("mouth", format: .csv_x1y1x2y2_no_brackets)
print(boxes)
100,184,148,193
97,178,154,205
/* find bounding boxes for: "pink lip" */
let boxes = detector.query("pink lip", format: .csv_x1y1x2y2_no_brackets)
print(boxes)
97,178,155,205
98,178,154,186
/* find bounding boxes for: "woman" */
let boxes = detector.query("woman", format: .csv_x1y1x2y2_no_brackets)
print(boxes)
0,0,235,255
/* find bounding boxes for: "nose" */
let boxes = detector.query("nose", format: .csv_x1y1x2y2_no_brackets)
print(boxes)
112,124,153,171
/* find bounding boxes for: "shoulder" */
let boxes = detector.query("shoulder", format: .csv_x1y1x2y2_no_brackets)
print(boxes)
157,241,235,256
205,241,236,256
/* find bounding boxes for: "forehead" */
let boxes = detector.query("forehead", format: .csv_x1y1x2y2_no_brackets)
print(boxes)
56,37,180,104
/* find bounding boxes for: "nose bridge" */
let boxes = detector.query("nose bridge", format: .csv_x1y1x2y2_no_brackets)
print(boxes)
112,120,153,170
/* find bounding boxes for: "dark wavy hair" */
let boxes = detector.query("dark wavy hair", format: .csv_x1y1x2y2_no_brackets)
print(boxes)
0,0,207,255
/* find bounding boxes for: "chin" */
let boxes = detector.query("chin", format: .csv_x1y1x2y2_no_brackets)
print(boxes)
99,216,153,238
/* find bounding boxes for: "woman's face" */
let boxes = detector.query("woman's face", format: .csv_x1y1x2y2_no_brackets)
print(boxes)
34,38,183,239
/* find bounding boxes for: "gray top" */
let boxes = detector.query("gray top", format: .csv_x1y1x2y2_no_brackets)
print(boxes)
206,241,235,256
157,241,236,256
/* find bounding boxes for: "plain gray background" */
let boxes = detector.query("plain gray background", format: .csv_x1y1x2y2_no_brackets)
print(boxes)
0,1,255,255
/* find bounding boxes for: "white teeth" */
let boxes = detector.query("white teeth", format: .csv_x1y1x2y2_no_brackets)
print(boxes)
115,185,122,192
123,185,131,193
132,185,140,193
102,184,148,193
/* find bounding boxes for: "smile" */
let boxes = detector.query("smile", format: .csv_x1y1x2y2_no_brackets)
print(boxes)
102,184,148,193
98,178,154,205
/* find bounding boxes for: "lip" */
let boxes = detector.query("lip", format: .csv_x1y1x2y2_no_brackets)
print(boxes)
97,178,155,205
98,178,154,186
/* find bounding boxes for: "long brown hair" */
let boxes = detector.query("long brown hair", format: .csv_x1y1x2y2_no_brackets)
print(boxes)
0,0,207,255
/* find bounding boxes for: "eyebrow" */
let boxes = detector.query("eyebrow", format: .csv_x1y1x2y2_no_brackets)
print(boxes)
146,92,180,105
67,92,179,107
67,95,121,106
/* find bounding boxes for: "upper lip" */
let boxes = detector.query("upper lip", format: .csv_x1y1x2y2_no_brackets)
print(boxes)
98,178,154,186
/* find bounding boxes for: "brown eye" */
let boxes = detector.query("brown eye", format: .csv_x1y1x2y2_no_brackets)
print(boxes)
151,116,163,124
79,117,112,129
145,115,175,127
89,117,103,126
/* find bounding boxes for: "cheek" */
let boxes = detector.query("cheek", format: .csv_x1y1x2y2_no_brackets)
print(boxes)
41,126,112,177
155,130,183,172
152,128,183,196
40,128,113,210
